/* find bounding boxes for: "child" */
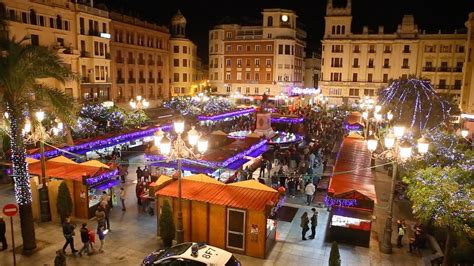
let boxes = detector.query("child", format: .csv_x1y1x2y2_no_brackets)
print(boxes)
88,227,96,254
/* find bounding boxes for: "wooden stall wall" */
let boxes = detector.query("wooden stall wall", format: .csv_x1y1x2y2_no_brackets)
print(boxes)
181,199,191,242
73,181,88,219
245,209,267,258
47,180,61,223
190,201,208,243
208,204,226,249
30,177,40,222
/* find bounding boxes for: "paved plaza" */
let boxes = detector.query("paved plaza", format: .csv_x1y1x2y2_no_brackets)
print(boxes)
0,154,422,265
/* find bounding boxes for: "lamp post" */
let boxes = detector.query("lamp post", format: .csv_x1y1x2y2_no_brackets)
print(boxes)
368,125,429,254
129,95,150,111
35,110,50,222
154,120,208,243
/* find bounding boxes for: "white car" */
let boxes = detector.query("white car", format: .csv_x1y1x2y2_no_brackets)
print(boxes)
142,242,241,266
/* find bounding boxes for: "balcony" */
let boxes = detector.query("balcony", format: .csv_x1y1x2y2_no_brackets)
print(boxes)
116,57,124,63
453,85,462,90
128,78,136,83
453,66,463,72
423,67,435,72
105,53,111,59
139,78,146,84
138,59,145,65
368,49,376,53
81,77,90,83
148,78,155,83
80,51,89,57
401,65,409,69
368,65,374,68
436,85,449,90
127,59,135,64
332,50,343,53
158,78,163,83
157,61,163,66
383,64,390,68
403,49,411,53
352,65,359,68
88,30,100,37
148,60,155,66
116,78,125,84
384,49,392,53
437,67,451,72
353,49,360,53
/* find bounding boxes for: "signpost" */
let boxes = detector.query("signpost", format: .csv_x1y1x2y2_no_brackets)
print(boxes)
3,203,18,266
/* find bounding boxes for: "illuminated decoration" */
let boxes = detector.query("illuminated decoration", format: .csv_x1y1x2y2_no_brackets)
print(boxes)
228,131,252,139
269,131,303,145
83,169,119,187
271,116,304,123
324,196,357,208
197,108,255,122
379,78,452,130
291,87,320,95
146,139,267,169
164,96,237,117
344,123,363,131
29,124,172,159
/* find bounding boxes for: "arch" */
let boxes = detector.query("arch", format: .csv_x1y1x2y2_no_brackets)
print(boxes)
56,15,62,29
267,16,273,27
29,9,37,25
336,25,341,34
332,26,336,35
342,25,345,34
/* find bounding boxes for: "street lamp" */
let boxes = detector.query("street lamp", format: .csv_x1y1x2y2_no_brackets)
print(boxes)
367,134,378,167
154,120,208,243
461,129,469,138
374,128,429,254
129,95,150,110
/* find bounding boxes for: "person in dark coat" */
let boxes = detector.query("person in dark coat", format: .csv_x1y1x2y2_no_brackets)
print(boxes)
300,212,310,240
309,208,318,239
0,216,7,250
62,217,78,254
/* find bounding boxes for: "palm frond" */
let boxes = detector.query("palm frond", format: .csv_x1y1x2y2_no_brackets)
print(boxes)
33,86,78,126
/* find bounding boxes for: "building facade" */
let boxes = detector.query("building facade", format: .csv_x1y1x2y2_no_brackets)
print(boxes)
321,0,468,106
209,9,306,98
109,12,170,106
169,10,198,97
462,13,474,114
304,52,322,89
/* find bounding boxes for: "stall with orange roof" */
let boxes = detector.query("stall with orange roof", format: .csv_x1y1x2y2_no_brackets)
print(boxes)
155,175,281,258
28,156,118,221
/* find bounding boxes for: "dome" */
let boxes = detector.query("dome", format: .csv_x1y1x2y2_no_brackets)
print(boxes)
171,9,187,24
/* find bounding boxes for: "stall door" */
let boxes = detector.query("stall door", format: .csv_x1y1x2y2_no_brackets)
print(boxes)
226,208,246,251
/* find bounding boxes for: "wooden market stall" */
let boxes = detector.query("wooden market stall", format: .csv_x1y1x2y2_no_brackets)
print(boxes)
155,176,280,258
326,137,376,247
28,156,118,222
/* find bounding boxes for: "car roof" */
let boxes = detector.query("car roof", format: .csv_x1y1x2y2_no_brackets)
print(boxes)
162,243,232,265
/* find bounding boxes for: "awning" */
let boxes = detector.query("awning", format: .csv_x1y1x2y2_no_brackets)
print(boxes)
48,156,78,164
80,160,110,169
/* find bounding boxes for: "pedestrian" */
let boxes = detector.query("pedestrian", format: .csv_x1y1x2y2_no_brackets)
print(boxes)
305,182,316,205
300,212,310,240
95,205,106,229
88,226,96,254
103,203,111,230
120,187,126,211
259,159,266,178
78,223,91,257
309,208,318,239
97,224,107,253
62,217,78,255
0,216,7,250
266,159,272,178
54,249,66,266
397,222,406,247
136,182,144,205
136,166,143,182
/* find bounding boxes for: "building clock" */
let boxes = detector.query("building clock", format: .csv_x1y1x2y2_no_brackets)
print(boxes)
281,15,288,22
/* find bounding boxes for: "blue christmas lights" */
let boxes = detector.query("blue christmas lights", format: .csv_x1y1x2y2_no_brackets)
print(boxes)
271,116,304,124
196,108,255,122
83,169,119,187
324,196,357,208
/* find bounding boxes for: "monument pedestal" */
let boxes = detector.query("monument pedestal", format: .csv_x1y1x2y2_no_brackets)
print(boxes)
253,112,275,139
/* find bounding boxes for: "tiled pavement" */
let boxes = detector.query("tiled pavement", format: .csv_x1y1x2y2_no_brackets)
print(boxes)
0,154,422,265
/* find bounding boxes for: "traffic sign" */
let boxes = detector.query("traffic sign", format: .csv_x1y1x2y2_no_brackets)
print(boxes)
3,204,18,217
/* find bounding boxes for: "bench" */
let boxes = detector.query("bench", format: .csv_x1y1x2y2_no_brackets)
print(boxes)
420,234,444,266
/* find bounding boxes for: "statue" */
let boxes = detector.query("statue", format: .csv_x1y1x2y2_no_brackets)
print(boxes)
261,92,269,111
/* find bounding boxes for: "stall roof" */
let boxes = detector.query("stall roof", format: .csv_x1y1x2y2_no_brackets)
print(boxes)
154,175,173,187
328,137,376,202
48,156,78,164
156,179,279,211
26,157,39,164
28,159,114,182
80,160,110,169
184,174,223,185
228,180,277,192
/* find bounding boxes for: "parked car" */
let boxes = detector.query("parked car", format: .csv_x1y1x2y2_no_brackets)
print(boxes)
142,242,241,266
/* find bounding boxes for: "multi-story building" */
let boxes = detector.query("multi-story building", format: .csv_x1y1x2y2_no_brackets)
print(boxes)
209,9,306,97
321,0,468,106
75,2,111,102
109,12,170,106
462,13,474,114
169,10,198,96
1,0,80,98
304,52,322,89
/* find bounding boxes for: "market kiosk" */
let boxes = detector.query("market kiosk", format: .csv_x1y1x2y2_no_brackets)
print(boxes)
28,156,119,221
155,176,280,258
326,137,376,247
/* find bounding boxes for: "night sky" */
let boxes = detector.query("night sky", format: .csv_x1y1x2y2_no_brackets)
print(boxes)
97,0,474,64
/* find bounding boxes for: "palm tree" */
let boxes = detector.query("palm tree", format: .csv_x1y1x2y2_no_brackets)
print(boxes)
0,37,76,253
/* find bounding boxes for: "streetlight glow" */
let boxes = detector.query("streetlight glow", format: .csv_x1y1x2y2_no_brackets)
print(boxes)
393,125,405,138
386,112,393,121
24,119,32,133
174,119,185,134
375,105,382,113
154,128,165,147
362,111,368,120
187,126,199,146
384,133,395,149
399,141,412,160
197,138,208,154
417,137,429,154
367,135,378,152
159,137,171,155
35,110,45,122
461,129,469,138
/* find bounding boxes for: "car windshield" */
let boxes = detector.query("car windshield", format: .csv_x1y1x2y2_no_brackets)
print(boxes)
157,243,193,261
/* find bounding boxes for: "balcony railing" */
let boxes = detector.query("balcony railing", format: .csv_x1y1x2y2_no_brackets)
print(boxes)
139,78,146,83
148,60,155,66
403,50,411,53
127,59,135,64
368,49,376,53
352,65,359,68
138,59,145,65
116,57,124,63
353,49,360,53
368,65,374,68
437,67,451,72
383,65,390,68
401,65,409,69
128,78,136,83
423,67,435,72
116,78,125,84
148,78,155,83
158,78,163,83
157,61,163,66
384,49,392,53
80,51,89,57
453,66,463,72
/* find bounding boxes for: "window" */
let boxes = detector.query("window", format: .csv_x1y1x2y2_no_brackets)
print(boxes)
364,89,374,96
353,58,359,68
401,74,408,79
438,79,446,89
236,72,242,80
255,73,259,81
237,45,242,51
349,88,359,96
246,59,250,67
440,45,451,53
457,45,465,53
266,59,272,66
383,74,389,83
367,73,373,82
57,38,64,47
183,73,187,82
227,209,246,250
368,58,374,68
368,45,375,53
30,34,39,46
29,9,37,25
384,58,390,68
331,45,343,53
266,73,271,81
173,59,179,67
183,46,188,54
352,73,358,82
255,59,260,66
237,87,241,93
173,45,179,53
267,16,273,27
173,73,179,82
246,45,251,52
226,86,231,93
39,16,45,26
49,17,54,28
402,58,409,68
226,59,231,67
329,88,342,95
245,87,250,94
285,45,291,55
424,45,436,53
237,59,242,67
56,15,62,29
255,87,259,94
226,72,231,80
403,45,410,53
353,45,360,53
454,80,462,89
278,45,283,54
226,32,232,38
330,73,342,81
266,45,272,51
183,59,187,67
332,26,335,35
331,58,343,67
226,45,232,52
255,45,260,52
245,72,251,80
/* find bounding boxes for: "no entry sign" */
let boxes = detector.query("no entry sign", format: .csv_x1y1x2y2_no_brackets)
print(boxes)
3,204,18,217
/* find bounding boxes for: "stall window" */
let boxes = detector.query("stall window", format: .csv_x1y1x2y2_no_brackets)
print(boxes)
227,208,246,251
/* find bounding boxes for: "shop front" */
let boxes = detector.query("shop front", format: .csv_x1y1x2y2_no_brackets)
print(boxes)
155,177,280,258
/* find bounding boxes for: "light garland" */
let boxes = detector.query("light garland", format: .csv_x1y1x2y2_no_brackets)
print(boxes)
324,196,357,208
269,131,303,145
271,116,304,123
196,108,255,122
28,124,172,159
83,169,119,187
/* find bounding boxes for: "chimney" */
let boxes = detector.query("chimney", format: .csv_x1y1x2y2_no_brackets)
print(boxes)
363,26,369,34
378,26,384,34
